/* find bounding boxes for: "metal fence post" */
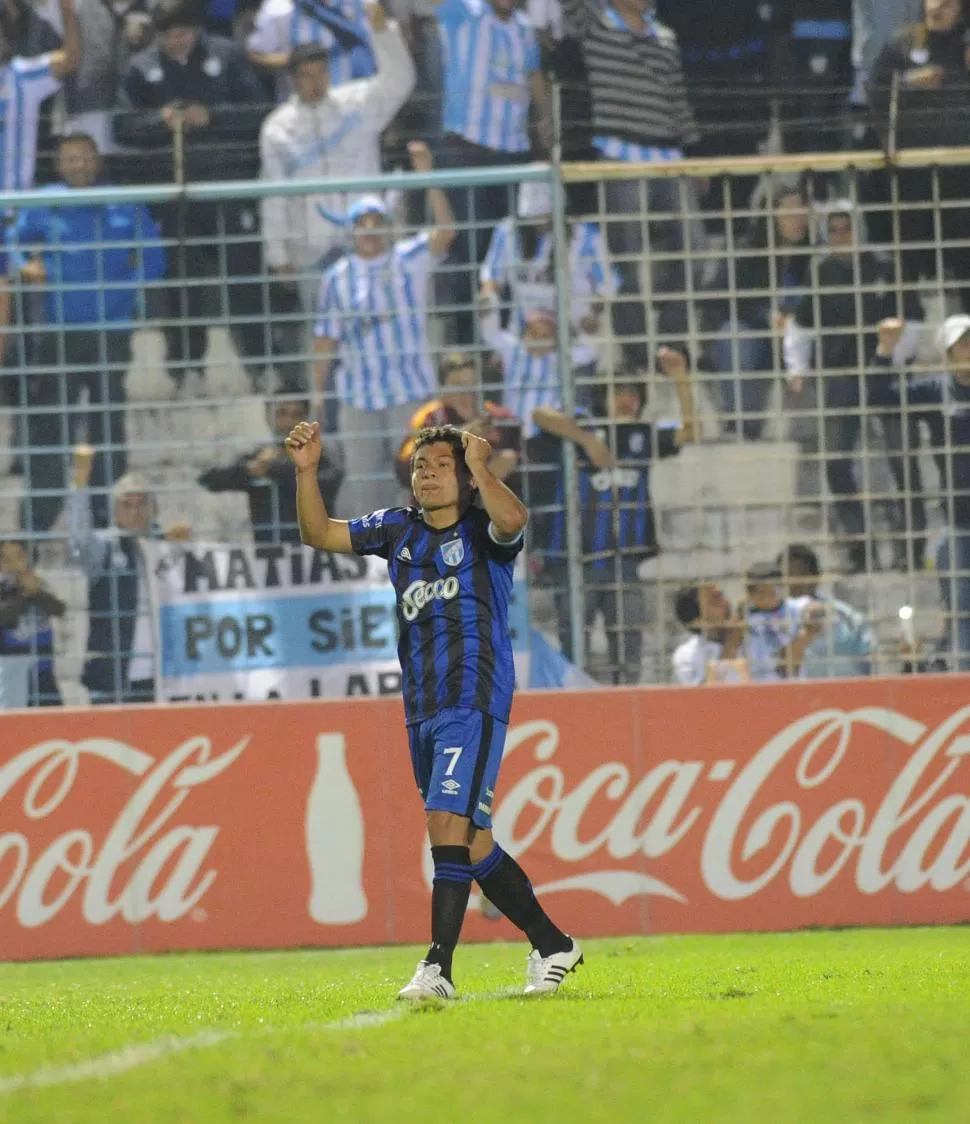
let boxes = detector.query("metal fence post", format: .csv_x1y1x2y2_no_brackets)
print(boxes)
550,82,586,671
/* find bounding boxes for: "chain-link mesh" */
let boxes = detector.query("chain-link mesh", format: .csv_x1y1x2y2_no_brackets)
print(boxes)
1,148,969,704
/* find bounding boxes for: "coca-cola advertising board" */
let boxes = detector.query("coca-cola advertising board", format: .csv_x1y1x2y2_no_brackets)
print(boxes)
3,676,970,962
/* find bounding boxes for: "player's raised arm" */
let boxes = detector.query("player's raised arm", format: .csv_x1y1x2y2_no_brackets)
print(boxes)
462,430,527,541
284,421,353,553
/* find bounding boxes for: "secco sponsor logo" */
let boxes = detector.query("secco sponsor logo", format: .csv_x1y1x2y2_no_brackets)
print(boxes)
399,577,459,622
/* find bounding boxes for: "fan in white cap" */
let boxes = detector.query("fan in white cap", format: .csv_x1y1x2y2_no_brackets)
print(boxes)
938,314,970,353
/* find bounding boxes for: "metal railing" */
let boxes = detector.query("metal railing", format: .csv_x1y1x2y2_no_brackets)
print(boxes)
3,146,970,705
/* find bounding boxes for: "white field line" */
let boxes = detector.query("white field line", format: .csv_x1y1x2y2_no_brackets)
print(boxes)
0,1030,237,1096
0,1008,405,1096
0,988,521,1097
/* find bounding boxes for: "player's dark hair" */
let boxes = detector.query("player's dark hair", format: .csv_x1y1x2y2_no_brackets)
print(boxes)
288,42,330,71
779,543,820,577
674,586,701,628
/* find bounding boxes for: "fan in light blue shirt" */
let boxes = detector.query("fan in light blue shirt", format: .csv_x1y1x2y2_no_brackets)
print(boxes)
778,544,874,679
436,0,543,154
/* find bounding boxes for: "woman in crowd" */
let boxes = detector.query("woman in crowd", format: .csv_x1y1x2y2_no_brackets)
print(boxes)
715,184,812,441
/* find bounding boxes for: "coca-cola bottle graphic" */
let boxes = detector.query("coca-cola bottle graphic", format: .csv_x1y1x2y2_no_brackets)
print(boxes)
305,733,368,924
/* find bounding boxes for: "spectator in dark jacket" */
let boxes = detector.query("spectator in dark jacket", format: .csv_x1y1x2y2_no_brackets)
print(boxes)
786,202,925,573
0,538,66,707
869,0,970,310
199,398,342,542
69,445,192,704
116,0,277,394
716,184,812,440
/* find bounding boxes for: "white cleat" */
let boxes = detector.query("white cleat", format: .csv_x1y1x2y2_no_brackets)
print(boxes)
397,960,457,1001
524,939,584,995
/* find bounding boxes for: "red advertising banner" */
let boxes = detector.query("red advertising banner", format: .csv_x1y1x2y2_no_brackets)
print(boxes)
2,676,970,961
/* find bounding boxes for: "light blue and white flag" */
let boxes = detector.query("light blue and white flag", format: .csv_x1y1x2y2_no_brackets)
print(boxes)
142,541,536,703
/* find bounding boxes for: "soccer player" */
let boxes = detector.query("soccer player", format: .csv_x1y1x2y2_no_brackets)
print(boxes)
284,419,582,999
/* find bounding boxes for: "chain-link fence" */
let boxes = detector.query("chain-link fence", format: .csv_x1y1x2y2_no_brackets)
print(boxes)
1,144,970,705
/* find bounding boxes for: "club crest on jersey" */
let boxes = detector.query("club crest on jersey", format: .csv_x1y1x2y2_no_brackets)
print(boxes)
440,539,465,567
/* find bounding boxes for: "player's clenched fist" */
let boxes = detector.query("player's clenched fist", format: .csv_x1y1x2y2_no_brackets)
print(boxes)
284,420,323,471
461,429,491,471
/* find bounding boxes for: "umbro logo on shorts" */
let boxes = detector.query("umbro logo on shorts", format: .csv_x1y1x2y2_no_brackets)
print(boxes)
441,778,461,794
399,546,412,561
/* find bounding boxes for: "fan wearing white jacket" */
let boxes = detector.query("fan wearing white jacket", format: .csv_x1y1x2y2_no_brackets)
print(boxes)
259,3,415,297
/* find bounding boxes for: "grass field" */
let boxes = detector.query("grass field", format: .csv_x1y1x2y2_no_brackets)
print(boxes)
1,928,968,1123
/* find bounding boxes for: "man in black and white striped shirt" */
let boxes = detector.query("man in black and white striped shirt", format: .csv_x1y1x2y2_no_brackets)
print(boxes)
561,0,707,369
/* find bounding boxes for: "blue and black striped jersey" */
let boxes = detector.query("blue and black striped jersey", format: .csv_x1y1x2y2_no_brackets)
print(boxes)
347,505,523,724
526,419,681,569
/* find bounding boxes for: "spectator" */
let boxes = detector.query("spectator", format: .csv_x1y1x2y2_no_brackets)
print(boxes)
716,184,812,441
528,346,697,684
5,0,64,56
259,13,415,315
69,445,191,705
313,141,455,515
560,0,707,370
778,542,874,678
63,0,153,157
526,0,596,164
480,181,615,384
479,295,562,435
672,582,747,686
202,0,261,39
116,0,273,394
777,0,853,155
8,133,167,535
897,315,970,670
0,0,78,191
784,202,924,573
199,397,342,542
0,538,66,707
869,0,970,310
387,0,443,144
852,0,921,102
741,560,820,681
248,0,376,99
394,353,520,487
432,0,551,345
658,0,778,155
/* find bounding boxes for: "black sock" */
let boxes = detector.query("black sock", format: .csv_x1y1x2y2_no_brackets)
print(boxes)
425,845,472,982
472,844,571,957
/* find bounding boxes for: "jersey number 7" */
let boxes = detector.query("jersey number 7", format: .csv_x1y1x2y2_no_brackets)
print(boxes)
443,746,463,776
